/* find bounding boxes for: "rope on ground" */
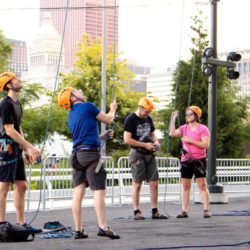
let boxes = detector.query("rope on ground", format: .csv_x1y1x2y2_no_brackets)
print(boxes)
134,240,250,250
112,215,174,221
213,209,250,216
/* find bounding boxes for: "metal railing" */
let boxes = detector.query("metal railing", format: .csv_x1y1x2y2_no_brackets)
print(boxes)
6,157,250,212
216,158,250,195
117,156,181,204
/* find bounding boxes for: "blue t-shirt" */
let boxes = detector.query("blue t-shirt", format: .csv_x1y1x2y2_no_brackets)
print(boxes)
68,102,100,149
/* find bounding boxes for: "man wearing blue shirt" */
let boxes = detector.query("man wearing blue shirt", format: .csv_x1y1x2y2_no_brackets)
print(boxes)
58,87,120,240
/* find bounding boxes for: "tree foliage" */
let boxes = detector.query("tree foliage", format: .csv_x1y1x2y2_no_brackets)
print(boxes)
59,34,143,151
0,31,12,72
17,83,52,143
1,32,142,150
0,30,51,144
159,13,249,158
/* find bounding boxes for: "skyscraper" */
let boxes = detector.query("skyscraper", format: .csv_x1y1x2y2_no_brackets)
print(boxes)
7,39,28,77
40,0,118,69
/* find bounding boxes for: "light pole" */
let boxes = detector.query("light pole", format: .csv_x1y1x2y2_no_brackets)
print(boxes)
101,0,107,156
202,0,241,202
207,0,222,194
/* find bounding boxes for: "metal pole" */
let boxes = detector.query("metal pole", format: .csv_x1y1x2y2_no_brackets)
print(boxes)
101,0,107,155
207,0,223,193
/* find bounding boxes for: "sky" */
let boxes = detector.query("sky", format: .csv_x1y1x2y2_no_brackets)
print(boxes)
0,0,249,71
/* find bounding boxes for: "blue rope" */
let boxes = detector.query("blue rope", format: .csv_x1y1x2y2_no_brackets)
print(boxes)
39,231,73,239
134,240,250,250
213,209,250,216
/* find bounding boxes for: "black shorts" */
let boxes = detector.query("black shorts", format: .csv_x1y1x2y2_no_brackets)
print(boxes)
180,158,207,179
71,150,106,190
0,155,26,183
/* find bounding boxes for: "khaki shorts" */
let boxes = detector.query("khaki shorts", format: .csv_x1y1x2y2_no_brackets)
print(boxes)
129,149,159,183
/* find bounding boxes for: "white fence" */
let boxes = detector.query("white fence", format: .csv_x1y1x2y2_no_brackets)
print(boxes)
216,158,250,195
6,157,250,212
117,157,181,204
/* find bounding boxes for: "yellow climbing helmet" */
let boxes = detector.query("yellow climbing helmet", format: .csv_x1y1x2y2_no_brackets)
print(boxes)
188,105,202,118
138,97,154,111
57,87,74,110
0,72,15,92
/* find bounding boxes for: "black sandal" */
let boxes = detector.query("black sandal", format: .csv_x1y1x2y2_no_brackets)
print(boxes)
176,211,188,218
97,227,120,239
134,209,145,220
152,212,168,219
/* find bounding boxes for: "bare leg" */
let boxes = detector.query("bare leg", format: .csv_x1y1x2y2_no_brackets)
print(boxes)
149,180,158,209
0,182,10,222
14,180,27,224
181,178,192,212
196,178,210,211
72,184,85,231
94,190,107,228
132,182,142,210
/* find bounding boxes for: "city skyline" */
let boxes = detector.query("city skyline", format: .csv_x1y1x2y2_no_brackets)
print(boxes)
0,0,249,70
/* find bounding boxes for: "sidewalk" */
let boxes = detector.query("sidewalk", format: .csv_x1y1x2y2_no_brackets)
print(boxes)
3,197,250,250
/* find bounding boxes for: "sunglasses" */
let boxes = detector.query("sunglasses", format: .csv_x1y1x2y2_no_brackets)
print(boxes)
144,110,151,115
185,112,194,117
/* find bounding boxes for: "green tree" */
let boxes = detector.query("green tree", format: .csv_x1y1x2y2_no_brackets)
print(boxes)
0,31,52,144
59,34,143,152
16,83,52,144
159,13,249,158
0,31,12,72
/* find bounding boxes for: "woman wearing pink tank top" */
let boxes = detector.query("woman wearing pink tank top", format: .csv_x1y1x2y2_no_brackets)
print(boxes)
169,106,211,219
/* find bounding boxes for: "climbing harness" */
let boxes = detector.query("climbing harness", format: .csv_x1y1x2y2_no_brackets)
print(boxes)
0,138,17,166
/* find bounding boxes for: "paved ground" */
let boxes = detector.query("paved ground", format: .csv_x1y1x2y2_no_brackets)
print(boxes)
2,197,250,250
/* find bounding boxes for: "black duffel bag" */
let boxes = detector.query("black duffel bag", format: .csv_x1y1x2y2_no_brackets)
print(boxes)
0,221,35,242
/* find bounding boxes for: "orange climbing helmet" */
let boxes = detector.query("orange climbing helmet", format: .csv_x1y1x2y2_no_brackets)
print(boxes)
0,72,16,92
138,97,154,111
187,105,202,118
57,87,74,110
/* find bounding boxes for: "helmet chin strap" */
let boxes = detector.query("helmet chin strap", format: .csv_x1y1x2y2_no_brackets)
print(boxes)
71,93,85,103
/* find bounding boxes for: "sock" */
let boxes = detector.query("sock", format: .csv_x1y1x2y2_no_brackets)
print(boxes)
152,208,158,214
134,209,140,216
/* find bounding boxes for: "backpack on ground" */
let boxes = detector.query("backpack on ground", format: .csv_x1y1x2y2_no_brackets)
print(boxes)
0,221,35,242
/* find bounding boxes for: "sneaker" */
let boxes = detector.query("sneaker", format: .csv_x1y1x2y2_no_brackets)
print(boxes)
134,210,145,220
203,209,212,218
176,211,188,218
97,227,120,239
43,221,67,232
23,223,42,234
74,230,88,239
152,211,168,219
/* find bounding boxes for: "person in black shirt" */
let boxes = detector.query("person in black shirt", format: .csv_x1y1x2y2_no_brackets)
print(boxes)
123,97,168,220
0,72,41,233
